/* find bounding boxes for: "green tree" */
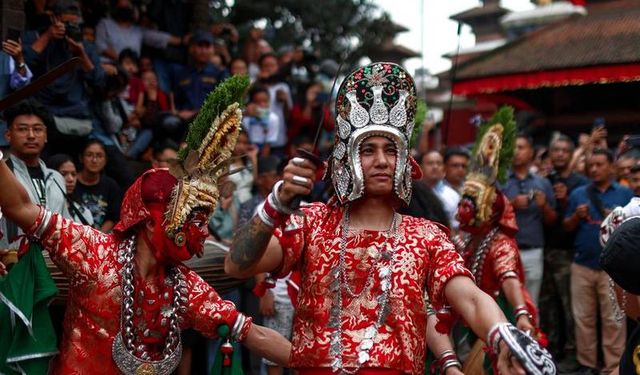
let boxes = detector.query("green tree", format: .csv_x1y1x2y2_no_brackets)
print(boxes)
205,0,398,64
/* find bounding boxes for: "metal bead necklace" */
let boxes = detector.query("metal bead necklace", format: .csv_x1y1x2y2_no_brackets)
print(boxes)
112,236,186,375
608,276,627,322
329,207,400,374
467,228,499,282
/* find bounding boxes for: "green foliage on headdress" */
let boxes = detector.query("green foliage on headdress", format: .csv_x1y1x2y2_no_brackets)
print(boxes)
177,75,250,160
471,106,517,184
410,99,428,149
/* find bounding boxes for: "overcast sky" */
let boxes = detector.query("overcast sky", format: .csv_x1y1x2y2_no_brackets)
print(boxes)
373,0,535,75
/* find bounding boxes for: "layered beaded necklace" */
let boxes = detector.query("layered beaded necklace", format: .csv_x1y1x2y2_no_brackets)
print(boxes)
329,207,401,374
112,236,186,375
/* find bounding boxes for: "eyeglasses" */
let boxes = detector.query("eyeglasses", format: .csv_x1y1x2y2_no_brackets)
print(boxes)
13,125,46,135
83,153,105,160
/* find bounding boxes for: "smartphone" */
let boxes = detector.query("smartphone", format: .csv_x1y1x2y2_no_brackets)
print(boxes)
592,117,606,129
7,28,22,42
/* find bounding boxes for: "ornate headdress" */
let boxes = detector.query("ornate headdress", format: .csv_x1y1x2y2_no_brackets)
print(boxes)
331,62,417,205
162,75,249,241
459,106,517,228
113,75,249,244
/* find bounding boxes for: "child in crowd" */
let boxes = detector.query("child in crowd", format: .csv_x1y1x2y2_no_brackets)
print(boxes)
242,86,280,157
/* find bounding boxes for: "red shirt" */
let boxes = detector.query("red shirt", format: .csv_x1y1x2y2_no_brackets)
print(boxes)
27,208,251,374
274,203,472,374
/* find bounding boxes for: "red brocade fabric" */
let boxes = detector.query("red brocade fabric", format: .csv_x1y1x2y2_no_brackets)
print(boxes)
27,208,251,374
273,203,473,374
460,195,539,323
113,168,177,236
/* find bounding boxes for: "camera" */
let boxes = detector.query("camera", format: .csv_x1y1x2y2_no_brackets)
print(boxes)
64,21,82,42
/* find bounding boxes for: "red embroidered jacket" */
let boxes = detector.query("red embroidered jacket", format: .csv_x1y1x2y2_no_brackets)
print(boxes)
273,203,472,374
27,208,251,374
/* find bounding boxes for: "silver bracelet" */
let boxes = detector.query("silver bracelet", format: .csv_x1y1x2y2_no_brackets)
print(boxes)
32,209,53,239
270,180,296,214
441,359,462,372
256,202,275,228
230,313,247,341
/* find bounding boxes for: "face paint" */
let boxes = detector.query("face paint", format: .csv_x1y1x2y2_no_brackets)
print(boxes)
145,208,209,265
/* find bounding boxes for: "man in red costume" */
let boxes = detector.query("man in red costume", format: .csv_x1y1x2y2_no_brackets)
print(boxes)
225,64,554,375
0,76,291,375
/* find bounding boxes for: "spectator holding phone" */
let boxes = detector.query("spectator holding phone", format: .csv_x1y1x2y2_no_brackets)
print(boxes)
540,134,587,370
500,134,557,307
1,37,33,147
1,38,33,96
288,81,334,142
563,148,633,375
22,0,105,156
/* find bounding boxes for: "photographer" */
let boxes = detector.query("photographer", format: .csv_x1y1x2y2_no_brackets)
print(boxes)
22,0,105,156
501,134,557,307
540,135,587,370
563,149,633,375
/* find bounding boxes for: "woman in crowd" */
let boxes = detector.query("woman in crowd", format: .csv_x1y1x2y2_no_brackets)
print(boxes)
75,140,122,232
46,154,94,226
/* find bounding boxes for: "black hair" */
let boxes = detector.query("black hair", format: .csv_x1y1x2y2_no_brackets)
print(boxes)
550,134,575,153
417,150,443,165
3,99,53,129
258,52,277,67
248,85,270,102
516,132,534,148
591,148,614,164
152,139,179,159
82,139,107,155
118,48,139,65
47,153,76,171
443,147,469,163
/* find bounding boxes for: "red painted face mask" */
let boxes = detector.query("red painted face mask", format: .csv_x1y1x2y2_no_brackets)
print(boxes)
145,209,210,265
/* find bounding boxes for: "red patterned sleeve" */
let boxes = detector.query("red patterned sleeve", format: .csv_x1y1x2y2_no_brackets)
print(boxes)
185,270,252,341
489,234,521,282
424,222,474,310
26,207,112,284
272,202,327,278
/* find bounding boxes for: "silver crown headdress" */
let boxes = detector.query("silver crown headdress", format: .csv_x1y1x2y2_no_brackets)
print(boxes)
330,62,417,205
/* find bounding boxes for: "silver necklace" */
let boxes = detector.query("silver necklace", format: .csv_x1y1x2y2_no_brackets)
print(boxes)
112,236,186,375
329,207,400,374
608,276,627,322
464,228,499,282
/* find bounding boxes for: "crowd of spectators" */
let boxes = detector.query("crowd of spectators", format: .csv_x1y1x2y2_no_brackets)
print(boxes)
2,1,640,374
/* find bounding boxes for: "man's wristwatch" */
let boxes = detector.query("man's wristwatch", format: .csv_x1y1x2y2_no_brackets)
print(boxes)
17,61,26,70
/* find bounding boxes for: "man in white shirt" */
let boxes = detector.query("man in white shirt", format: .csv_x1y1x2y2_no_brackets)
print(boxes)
421,150,460,231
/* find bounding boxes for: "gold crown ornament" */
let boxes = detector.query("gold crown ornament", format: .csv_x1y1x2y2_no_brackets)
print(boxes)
165,75,249,238
461,107,516,226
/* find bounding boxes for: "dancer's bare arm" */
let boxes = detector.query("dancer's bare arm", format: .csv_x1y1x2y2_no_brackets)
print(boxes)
243,324,291,367
425,314,463,375
225,217,283,278
445,276,525,375
225,157,316,278
0,157,40,230
502,277,535,333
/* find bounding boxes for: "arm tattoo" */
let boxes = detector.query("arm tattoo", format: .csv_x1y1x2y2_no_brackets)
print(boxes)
230,215,275,271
